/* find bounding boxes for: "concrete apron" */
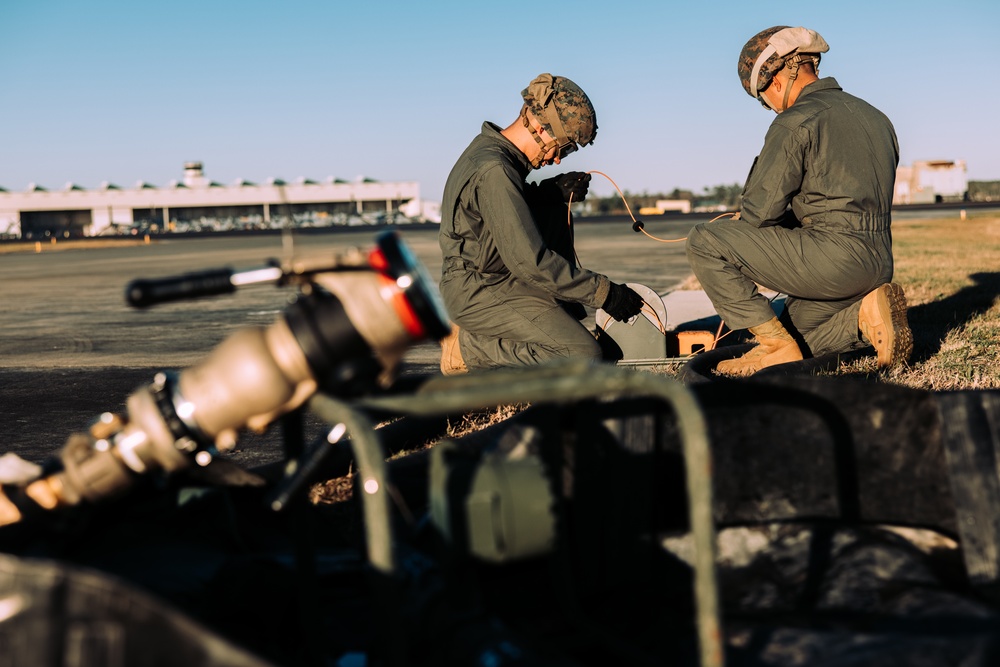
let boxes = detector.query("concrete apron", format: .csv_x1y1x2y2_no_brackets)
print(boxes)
597,287,786,368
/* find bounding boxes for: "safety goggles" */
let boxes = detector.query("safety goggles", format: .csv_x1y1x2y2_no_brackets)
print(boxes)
554,138,578,161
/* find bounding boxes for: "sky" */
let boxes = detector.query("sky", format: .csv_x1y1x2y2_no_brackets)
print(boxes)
1,0,998,201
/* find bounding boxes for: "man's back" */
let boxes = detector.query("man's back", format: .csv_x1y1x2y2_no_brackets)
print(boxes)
745,77,899,230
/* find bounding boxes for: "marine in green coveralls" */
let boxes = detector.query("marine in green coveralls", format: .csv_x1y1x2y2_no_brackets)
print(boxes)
438,74,644,374
686,26,913,376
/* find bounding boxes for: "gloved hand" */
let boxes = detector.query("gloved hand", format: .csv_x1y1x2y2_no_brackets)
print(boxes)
551,172,592,203
602,282,644,322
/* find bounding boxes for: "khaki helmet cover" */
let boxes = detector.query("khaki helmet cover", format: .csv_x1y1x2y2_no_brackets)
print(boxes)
520,73,598,149
738,26,829,101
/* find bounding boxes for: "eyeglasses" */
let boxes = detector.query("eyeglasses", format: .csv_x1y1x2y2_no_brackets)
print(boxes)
555,139,578,160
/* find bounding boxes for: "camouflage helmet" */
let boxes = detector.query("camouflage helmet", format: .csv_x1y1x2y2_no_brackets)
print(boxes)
738,26,829,99
521,73,598,148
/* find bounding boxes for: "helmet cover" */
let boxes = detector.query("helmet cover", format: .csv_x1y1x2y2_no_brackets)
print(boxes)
738,26,829,98
521,73,597,147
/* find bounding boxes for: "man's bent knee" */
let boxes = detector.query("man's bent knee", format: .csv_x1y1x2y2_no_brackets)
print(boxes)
565,336,602,363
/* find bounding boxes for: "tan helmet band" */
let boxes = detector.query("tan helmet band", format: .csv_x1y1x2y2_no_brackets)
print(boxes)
749,44,777,99
749,26,829,101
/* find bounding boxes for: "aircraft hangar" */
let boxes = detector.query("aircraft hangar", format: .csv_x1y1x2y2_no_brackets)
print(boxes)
0,162,420,239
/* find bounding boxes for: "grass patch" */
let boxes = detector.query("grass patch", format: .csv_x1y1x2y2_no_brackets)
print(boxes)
839,213,1000,390
309,404,527,506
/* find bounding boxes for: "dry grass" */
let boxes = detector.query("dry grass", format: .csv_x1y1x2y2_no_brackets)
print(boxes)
837,213,1000,390
309,404,527,505
437,403,528,440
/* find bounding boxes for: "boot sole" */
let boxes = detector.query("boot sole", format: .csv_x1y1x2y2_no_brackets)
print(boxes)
860,283,913,368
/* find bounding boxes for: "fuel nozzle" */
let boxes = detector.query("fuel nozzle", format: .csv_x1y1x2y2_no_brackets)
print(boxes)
0,232,450,526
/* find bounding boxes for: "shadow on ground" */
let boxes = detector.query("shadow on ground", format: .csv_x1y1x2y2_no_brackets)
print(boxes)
907,271,1000,364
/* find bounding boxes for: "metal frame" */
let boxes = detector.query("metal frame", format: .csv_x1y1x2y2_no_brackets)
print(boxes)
307,360,725,667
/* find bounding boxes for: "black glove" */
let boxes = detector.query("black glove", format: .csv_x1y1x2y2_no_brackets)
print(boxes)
602,282,644,322
551,172,591,203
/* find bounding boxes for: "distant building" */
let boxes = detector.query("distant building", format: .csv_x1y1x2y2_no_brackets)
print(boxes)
894,160,968,204
654,199,692,214
0,162,421,239
398,197,441,224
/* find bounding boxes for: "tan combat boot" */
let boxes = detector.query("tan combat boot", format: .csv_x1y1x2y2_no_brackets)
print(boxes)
439,324,468,376
858,283,912,368
716,317,803,377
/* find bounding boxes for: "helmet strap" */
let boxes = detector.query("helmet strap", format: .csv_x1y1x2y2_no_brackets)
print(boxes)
781,58,801,111
539,103,572,150
520,105,558,168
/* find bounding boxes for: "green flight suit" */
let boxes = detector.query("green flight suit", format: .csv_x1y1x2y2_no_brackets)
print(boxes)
686,78,899,356
439,122,611,370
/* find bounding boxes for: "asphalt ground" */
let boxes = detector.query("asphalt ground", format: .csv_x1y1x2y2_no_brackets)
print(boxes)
0,217,700,466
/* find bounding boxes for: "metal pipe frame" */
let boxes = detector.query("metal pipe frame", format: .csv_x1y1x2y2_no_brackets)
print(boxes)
308,359,724,667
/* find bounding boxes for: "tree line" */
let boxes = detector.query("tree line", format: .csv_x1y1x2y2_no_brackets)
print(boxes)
969,181,1000,202
585,180,1000,215
587,183,743,216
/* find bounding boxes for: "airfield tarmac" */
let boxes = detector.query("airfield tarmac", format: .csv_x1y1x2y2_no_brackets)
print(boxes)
0,218,699,466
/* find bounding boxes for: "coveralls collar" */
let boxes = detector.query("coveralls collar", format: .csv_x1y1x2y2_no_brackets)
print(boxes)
795,77,843,102
482,121,533,176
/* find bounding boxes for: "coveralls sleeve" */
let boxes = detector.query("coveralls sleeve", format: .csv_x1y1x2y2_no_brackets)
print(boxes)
739,122,807,228
480,163,610,308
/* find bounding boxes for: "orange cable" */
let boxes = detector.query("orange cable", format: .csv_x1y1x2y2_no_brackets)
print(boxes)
568,170,692,244
564,170,753,352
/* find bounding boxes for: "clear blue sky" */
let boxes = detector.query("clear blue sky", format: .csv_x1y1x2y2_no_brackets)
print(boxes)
2,0,997,201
